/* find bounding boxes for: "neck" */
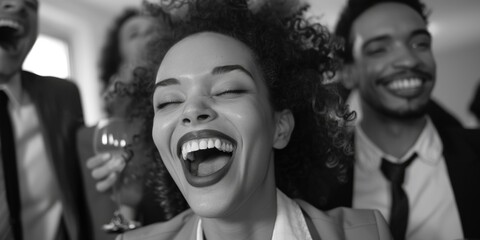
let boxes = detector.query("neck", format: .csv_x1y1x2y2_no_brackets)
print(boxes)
202,164,277,240
360,103,427,158
0,71,20,85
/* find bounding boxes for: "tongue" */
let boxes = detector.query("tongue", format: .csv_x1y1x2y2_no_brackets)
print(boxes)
0,28,20,52
0,38,19,53
191,155,229,177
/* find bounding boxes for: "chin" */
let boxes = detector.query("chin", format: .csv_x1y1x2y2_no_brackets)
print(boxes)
382,104,428,120
188,196,236,218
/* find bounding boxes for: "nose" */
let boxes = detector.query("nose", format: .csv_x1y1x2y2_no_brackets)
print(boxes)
392,45,421,69
181,97,217,126
0,0,25,12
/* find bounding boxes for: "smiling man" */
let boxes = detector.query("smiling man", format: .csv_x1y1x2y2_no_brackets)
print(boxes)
329,0,480,239
0,0,91,239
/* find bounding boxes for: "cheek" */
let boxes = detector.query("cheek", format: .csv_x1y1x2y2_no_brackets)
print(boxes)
225,98,273,134
422,53,436,71
152,113,177,155
152,113,184,178
357,60,384,88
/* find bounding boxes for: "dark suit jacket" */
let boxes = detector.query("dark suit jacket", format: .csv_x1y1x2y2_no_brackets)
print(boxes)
324,125,480,238
21,71,92,240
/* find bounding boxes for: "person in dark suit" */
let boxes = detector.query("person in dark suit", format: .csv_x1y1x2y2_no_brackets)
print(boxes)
0,0,92,239
326,0,480,239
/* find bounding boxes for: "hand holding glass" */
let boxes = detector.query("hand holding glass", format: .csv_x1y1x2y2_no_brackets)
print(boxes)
93,118,142,233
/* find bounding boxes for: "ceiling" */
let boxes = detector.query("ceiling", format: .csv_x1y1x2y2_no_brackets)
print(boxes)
79,0,480,53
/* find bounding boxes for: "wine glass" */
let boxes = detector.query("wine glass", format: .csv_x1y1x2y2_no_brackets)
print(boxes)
93,117,143,233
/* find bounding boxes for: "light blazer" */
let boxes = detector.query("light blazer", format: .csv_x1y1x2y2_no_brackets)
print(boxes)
21,71,92,240
119,199,392,240
325,125,480,238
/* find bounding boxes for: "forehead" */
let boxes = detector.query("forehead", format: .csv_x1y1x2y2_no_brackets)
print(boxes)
121,15,155,31
157,32,259,80
350,2,427,43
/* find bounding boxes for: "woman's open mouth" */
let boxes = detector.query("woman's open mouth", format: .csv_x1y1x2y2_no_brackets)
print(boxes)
177,130,236,187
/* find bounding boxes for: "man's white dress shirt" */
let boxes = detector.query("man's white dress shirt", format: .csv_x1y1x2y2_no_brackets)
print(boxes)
353,118,463,240
1,76,63,240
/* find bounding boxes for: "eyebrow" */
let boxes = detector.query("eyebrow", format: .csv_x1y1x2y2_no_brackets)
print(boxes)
410,29,432,39
212,65,254,79
154,78,180,90
154,65,254,90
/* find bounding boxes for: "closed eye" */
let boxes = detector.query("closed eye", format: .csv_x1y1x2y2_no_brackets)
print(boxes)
412,41,431,50
215,89,247,97
156,101,182,110
365,47,387,57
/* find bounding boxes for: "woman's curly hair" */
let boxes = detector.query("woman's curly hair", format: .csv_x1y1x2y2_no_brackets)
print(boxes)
133,0,356,211
102,8,189,221
127,67,189,221
98,8,140,89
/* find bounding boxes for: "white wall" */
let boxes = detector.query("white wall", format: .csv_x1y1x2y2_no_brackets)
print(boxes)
38,0,117,126
432,40,480,128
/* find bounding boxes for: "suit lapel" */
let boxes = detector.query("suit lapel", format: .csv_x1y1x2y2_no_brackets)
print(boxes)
21,71,78,239
21,72,62,182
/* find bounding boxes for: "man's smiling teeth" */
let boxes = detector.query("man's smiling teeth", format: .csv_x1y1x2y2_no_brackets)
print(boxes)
181,138,234,161
387,78,422,90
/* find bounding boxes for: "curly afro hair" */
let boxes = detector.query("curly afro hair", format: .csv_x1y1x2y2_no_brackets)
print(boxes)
334,0,429,63
98,8,141,90
131,0,356,211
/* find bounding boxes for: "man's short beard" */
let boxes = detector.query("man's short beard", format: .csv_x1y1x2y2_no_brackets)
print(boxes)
364,96,430,121
379,104,428,120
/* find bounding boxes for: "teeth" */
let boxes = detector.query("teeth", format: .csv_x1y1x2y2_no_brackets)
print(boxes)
388,78,422,90
214,139,221,149
0,19,22,31
181,138,235,161
191,141,199,151
199,139,207,150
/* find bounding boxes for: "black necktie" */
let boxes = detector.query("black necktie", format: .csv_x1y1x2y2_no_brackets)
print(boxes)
380,152,417,240
0,91,23,240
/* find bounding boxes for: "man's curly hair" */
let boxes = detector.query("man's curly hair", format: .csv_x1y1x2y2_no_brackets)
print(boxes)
133,0,356,211
334,0,429,63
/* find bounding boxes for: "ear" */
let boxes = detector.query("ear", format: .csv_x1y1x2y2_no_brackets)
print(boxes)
339,64,358,90
273,109,295,149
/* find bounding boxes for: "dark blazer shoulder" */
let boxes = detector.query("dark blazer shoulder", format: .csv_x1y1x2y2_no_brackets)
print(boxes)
21,71,80,97
434,125,480,237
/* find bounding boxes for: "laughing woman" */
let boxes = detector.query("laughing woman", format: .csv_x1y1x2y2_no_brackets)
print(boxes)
120,0,392,239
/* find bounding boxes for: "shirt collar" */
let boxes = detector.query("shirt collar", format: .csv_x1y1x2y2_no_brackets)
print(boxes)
355,117,443,170
410,117,443,164
0,73,24,108
196,189,312,240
